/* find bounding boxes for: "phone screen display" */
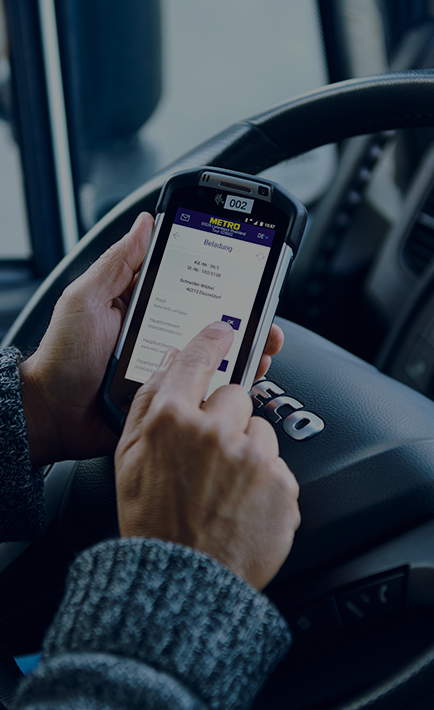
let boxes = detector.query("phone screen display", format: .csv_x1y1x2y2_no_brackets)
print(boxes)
125,206,276,397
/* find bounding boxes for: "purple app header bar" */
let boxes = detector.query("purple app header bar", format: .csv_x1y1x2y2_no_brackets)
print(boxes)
174,208,275,247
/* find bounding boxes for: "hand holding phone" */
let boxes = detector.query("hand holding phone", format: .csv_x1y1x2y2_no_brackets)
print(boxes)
115,320,301,590
101,167,306,434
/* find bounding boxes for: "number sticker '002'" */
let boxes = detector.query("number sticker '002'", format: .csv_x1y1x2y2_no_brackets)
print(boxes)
224,194,254,213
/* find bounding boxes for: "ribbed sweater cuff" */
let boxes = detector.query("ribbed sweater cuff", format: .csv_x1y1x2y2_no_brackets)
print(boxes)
42,538,291,709
0,347,44,541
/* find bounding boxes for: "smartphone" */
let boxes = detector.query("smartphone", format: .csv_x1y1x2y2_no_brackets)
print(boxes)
101,167,307,434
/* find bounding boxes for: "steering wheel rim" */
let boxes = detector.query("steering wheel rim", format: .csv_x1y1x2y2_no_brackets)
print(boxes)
4,68,434,352
4,69,434,709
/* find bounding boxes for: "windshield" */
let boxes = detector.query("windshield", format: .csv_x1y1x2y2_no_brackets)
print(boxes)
144,0,331,206
0,0,424,339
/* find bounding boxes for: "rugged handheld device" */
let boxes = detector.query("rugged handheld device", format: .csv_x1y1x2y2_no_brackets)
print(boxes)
101,167,307,434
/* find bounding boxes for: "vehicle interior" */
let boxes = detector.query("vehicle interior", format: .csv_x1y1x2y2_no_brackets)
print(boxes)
3,1,434,708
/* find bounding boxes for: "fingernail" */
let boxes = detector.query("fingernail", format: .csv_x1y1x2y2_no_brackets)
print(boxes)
157,348,177,371
130,212,151,231
209,320,233,331
129,213,143,230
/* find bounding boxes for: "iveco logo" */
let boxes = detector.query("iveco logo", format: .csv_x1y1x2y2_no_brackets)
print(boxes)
250,380,325,441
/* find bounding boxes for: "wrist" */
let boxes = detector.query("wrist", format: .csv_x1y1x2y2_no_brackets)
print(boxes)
19,356,60,467
42,538,291,710
0,347,46,540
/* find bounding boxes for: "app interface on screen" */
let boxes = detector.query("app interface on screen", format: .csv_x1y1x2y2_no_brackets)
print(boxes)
126,207,276,397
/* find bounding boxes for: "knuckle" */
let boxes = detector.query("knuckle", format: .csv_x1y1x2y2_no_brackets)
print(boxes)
282,464,299,494
129,384,154,414
147,400,227,453
250,417,279,450
60,279,79,302
229,383,253,410
176,346,215,372
55,280,85,313
275,462,300,502
148,398,192,434
201,418,226,450
253,415,275,435
240,438,268,472
100,242,119,263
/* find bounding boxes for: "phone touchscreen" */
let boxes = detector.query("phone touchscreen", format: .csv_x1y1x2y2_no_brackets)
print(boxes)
125,206,276,398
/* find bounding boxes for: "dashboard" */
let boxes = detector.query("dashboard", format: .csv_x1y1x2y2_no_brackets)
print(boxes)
281,24,434,410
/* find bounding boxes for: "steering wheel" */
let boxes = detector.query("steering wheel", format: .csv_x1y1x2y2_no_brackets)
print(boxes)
3,69,434,710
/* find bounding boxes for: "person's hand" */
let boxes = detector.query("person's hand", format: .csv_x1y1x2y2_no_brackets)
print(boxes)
255,320,283,381
20,213,155,466
19,213,284,467
115,322,300,590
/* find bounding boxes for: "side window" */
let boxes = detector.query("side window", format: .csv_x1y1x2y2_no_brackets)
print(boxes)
55,0,332,235
0,0,31,261
0,0,37,340
0,0,332,339
55,0,163,234
143,0,333,207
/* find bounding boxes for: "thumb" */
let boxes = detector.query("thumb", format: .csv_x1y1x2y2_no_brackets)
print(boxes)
75,212,154,305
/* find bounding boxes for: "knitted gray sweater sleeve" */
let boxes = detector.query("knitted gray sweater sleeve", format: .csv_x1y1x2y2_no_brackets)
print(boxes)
14,538,291,710
0,346,291,708
0,347,45,541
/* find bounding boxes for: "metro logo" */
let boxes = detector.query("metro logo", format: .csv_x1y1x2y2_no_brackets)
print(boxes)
209,217,241,230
